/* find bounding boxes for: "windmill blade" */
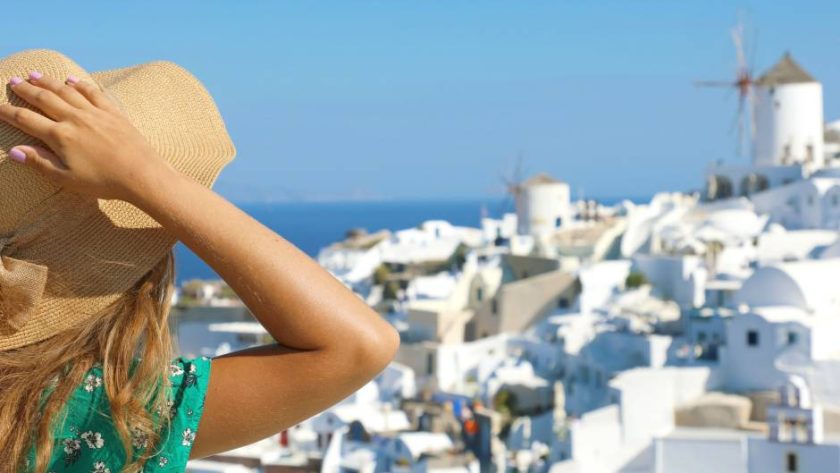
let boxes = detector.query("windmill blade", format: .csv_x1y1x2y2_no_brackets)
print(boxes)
726,101,742,157
495,153,526,217
499,171,514,190
737,92,747,157
747,21,758,79
731,21,747,72
495,188,515,217
513,153,524,188
747,83,757,141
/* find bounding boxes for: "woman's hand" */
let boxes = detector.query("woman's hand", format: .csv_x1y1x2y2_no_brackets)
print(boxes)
0,71,171,202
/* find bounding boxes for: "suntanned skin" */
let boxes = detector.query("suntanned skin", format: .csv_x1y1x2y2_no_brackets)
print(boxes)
0,72,401,459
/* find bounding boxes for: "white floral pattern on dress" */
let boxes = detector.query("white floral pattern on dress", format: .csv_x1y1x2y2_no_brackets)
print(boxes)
91,461,110,473
61,436,82,465
83,375,102,393
169,363,184,377
38,356,210,472
181,428,196,446
130,425,149,450
81,431,104,449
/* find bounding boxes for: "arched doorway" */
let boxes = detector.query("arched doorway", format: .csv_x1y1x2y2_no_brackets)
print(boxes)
740,173,770,196
705,175,734,201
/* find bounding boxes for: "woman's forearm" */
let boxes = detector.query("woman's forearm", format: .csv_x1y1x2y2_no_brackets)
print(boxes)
126,160,399,358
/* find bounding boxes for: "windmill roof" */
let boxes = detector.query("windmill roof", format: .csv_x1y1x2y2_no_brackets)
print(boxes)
756,52,817,86
520,173,565,187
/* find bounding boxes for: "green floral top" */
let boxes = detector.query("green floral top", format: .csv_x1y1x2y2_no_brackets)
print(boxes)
25,356,213,473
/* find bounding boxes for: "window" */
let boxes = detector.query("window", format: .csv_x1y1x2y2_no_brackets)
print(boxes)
555,217,563,227
426,352,435,375
787,331,798,346
476,287,483,302
787,452,798,472
558,298,569,309
833,194,839,207
491,299,498,315
747,330,759,347
697,331,707,343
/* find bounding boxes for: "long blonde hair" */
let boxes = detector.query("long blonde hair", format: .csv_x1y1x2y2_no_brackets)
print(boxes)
0,247,178,473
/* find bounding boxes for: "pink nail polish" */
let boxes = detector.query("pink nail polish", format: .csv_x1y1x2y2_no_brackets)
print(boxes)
28,71,42,80
9,148,25,163
66,74,80,84
9,77,22,86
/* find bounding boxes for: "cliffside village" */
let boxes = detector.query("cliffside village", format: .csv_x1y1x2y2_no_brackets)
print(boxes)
179,54,840,473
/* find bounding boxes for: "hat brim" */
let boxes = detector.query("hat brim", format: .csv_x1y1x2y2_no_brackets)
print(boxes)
0,50,236,350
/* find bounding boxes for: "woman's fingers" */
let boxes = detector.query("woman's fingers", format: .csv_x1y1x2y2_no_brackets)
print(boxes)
7,73,76,121
0,102,57,141
6,144,69,179
67,78,121,114
27,71,91,110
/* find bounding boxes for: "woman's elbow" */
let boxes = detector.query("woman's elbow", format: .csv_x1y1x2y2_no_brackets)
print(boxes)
349,319,401,376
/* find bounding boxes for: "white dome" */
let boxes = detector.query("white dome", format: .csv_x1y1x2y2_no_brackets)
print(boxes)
735,259,840,311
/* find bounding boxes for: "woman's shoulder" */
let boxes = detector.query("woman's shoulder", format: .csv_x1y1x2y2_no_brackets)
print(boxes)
47,355,214,472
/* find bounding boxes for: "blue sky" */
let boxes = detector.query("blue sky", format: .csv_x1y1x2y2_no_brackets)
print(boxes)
4,1,839,201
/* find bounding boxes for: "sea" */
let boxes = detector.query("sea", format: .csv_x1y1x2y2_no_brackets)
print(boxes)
173,196,644,285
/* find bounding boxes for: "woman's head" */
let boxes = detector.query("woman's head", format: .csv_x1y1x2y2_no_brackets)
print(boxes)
0,49,235,353
0,247,178,473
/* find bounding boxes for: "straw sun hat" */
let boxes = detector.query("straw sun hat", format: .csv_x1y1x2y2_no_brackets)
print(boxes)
0,49,236,351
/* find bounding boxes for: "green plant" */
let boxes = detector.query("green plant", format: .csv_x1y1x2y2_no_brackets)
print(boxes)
625,271,648,289
493,388,518,417
175,293,199,308
180,279,205,298
373,264,391,285
219,284,238,299
449,243,469,270
383,281,401,300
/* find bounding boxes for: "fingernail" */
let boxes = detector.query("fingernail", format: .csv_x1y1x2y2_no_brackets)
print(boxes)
9,77,22,86
66,74,80,84
9,148,25,163
28,71,42,80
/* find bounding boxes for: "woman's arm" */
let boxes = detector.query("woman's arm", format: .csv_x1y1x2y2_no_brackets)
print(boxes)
128,162,401,458
0,72,400,459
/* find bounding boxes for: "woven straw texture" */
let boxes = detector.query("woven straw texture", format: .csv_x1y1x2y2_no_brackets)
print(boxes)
0,49,236,351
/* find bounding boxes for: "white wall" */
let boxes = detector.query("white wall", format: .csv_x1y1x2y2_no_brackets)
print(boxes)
435,334,512,393
566,404,623,473
633,254,704,308
578,260,632,314
611,367,717,446
754,82,825,170
747,438,840,472
519,181,572,236
654,434,748,473
722,312,810,392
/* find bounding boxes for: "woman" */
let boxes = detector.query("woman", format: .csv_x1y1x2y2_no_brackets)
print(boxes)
0,50,400,472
